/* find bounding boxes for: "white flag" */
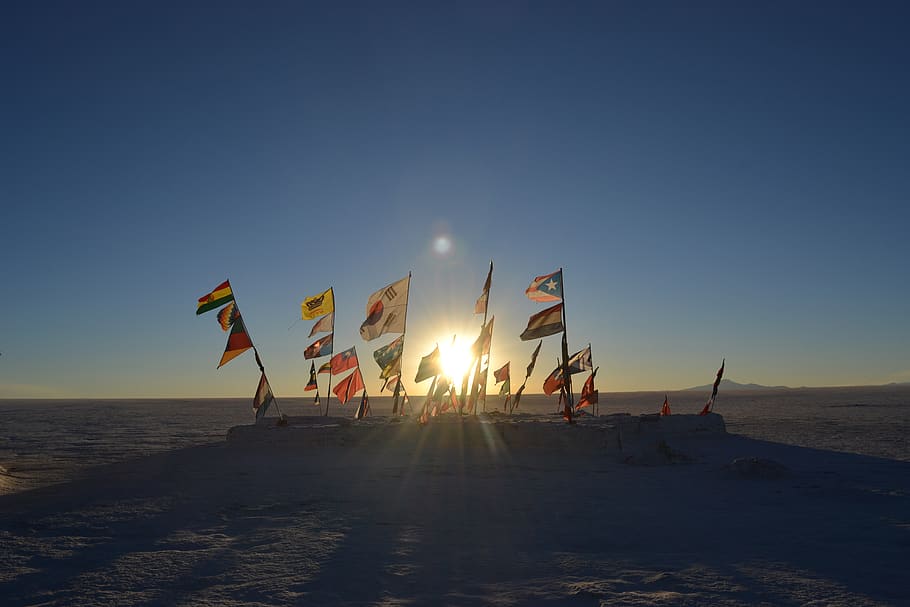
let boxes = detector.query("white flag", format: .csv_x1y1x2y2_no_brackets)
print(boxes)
308,312,335,337
360,275,409,341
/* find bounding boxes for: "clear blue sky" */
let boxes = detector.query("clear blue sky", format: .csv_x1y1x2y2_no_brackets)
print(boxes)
2,1,908,398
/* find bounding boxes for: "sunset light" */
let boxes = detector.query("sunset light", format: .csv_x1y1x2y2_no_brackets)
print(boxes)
439,337,474,384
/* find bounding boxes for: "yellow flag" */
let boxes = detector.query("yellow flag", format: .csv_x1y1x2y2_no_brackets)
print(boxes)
301,287,334,320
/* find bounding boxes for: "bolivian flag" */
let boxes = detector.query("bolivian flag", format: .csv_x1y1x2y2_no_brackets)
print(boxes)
197,280,234,315
218,316,253,368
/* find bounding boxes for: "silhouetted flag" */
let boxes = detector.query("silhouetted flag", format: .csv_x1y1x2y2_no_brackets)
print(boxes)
513,384,527,409
304,333,333,360
567,345,593,374
217,302,238,331
301,287,334,320
373,336,404,379
525,270,563,302
331,347,359,375
354,391,370,420
499,378,511,397
542,365,564,395
308,312,335,337
415,345,442,383
471,316,495,357
493,362,510,384
360,276,409,341
520,303,564,341
474,261,493,315
218,316,253,368
304,361,319,392
197,280,234,315
526,340,542,378
576,368,599,410
660,394,671,416
333,368,364,405
699,359,725,415
253,372,274,420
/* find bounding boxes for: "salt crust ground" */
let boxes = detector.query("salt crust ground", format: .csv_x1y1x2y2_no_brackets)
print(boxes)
0,413,907,606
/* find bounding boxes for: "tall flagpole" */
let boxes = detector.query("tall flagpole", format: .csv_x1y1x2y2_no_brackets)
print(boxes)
392,272,412,416
559,267,574,414
230,281,282,419
324,287,335,417
480,260,493,413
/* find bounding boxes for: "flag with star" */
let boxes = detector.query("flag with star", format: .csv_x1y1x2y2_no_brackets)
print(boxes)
525,270,563,303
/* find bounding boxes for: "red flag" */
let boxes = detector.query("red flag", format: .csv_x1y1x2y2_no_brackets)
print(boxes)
218,316,253,368
493,362,510,384
660,394,671,416
304,361,319,392
576,369,598,410
333,368,364,405
330,347,359,375
560,388,573,423
542,364,564,395
699,359,725,415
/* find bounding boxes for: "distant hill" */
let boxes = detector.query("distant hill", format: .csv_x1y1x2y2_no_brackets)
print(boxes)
683,379,790,392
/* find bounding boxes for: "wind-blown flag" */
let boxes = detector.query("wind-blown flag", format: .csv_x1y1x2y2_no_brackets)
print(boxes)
318,361,332,374
513,383,527,409
308,312,334,337
520,303,564,341
474,261,493,315
360,276,409,341
567,345,593,375
699,359,725,416
576,368,598,410
301,288,334,320
304,361,319,392
333,368,364,405
493,362,510,384
525,270,563,303
471,316,494,357
218,316,253,368
499,377,511,397
253,372,274,420
373,336,404,379
542,364,564,395
354,392,370,420
415,345,442,383
197,280,234,315
304,333,333,359
526,340,542,379
660,394,671,416
217,302,238,331
331,347,359,375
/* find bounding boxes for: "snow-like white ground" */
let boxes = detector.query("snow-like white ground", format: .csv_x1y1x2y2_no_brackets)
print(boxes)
1,412,907,606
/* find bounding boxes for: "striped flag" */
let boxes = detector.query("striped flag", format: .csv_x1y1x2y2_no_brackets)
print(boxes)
197,280,234,315
525,270,563,302
253,372,274,420
520,303,563,341
304,361,319,392
218,316,253,368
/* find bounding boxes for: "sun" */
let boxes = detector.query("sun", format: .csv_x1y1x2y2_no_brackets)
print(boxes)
439,338,475,384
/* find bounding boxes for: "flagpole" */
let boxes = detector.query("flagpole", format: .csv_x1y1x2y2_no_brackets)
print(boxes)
588,342,596,417
324,288,335,417
466,260,492,415
480,260,493,413
392,272,411,416
559,267,574,416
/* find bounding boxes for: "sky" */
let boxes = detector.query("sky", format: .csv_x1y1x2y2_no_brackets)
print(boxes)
2,1,909,399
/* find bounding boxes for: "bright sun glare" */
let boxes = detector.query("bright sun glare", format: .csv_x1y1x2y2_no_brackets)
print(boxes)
439,338,474,383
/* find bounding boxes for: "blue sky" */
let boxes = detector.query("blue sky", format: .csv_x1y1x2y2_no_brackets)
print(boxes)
2,1,908,398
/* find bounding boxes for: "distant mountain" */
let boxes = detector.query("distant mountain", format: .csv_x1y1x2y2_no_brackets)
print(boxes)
683,379,790,392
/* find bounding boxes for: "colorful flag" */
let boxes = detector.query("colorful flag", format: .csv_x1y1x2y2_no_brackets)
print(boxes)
699,359,725,416
331,347,359,375
499,377,511,397
373,336,404,379
567,345,593,375
577,368,598,410
304,333,333,359
301,287,334,320
318,361,332,374
217,302,238,331
471,316,495,357
520,303,564,341
197,280,234,315
493,362,510,384
525,270,563,303
526,340,542,379
304,361,319,392
415,345,441,383
308,312,334,337
474,261,493,315
333,368,364,405
218,316,253,368
253,372,274,420
542,365,564,395
660,394,671,416
360,275,409,341
354,391,370,420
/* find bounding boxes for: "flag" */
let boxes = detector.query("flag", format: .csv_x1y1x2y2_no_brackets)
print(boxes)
471,316,495,357
577,368,598,410
513,383,526,409
520,303,564,341
699,359,725,415
526,340,542,378
197,280,234,315
660,394,671,416
415,345,441,383
373,336,404,379
217,302,238,331
354,391,370,420
499,377,511,397
253,372,274,419
525,270,563,303
304,361,318,392
308,312,334,337
493,362,510,384
360,275,409,341
542,363,564,395
331,347,359,375
474,261,493,315
218,316,253,368
561,388,573,422
318,361,332,374
301,287,334,320
567,345,593,375
304,333,333,359
334,368,364,405
382,374,400,393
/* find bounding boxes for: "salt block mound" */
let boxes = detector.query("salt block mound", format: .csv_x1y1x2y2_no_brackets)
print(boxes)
725,456,790,479
225,412,726,457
